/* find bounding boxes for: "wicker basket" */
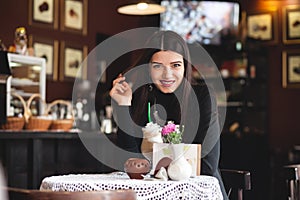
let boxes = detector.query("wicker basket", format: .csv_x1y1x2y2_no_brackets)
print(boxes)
25,94,52,131
46,100,74,131
0,93,26,130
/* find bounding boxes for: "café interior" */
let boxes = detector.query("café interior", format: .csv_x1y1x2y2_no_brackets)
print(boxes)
1,0,300,200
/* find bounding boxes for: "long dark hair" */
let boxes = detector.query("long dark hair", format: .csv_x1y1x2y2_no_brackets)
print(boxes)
125,30,196,126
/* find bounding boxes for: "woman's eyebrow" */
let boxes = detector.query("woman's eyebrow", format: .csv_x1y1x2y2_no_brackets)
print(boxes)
170,61,183,64
150,61,183,64
150,61,162,64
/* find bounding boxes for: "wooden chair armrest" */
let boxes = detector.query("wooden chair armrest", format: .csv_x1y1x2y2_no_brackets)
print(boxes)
220,169,251,190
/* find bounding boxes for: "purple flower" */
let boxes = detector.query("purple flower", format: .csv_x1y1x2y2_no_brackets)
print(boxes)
161,123,176,136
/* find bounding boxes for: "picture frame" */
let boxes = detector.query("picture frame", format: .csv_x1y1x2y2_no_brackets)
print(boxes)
28,0,58,29
60,41,88,81
282,50,300,88
28,35,59,81
247,10,278,44
283,5,300,44
60,0,88,35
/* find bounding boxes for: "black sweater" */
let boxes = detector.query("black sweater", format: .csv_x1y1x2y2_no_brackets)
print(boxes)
114,82,220,157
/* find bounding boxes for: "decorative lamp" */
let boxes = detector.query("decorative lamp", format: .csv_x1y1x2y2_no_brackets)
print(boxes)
117,1,165,15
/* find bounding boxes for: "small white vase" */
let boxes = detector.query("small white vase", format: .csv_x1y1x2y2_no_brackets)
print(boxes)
167,143,192,181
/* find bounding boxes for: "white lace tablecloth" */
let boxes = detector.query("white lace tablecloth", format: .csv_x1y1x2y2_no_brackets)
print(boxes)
40,172,223,200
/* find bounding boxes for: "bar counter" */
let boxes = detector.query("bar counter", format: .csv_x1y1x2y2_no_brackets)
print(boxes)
0,130,116,189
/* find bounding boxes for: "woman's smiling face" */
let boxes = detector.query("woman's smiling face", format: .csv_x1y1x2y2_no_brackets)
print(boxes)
149,50,185,93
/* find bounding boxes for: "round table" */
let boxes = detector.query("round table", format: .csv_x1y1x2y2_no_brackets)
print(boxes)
40,172,223,200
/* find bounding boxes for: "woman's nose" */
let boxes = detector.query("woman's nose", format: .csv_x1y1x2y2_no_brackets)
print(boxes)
162,66,173,78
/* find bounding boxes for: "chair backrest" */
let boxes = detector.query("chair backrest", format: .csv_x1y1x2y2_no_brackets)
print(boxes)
221,169,251,200
284,164,300,200
7,187,137,200
0,164,8,200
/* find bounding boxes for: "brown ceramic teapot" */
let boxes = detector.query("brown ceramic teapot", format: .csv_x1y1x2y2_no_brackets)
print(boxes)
124,158,151,179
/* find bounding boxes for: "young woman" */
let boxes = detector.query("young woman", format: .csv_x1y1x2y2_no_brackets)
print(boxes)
109,30,228,199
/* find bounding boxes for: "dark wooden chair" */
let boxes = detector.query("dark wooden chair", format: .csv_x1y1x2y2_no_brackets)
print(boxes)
221,169,251,200
7,187,137,200
284,164,300,200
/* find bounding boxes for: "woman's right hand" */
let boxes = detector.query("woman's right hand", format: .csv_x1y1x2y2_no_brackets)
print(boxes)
109,75,132,106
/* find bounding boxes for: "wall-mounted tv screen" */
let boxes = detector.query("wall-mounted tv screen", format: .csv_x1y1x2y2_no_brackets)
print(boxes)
160,1,240,45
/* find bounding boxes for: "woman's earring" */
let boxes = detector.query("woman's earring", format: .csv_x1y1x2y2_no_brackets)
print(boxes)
148,84,153,92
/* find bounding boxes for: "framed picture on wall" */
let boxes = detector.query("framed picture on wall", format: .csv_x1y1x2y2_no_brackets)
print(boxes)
282,50,300,88
60,41,88,81
60,0,88,35
283,5,300,44
28,0,58,29
247,10,278,44
29,35,59,80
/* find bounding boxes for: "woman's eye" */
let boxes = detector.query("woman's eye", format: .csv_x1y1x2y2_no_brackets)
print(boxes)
173,63,182,68
152,64,162,69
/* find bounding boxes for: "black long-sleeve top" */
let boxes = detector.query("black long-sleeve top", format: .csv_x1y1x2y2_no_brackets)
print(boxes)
114,82,220,157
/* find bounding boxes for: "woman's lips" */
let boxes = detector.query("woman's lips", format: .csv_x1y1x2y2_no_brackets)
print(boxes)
160,80,175,87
